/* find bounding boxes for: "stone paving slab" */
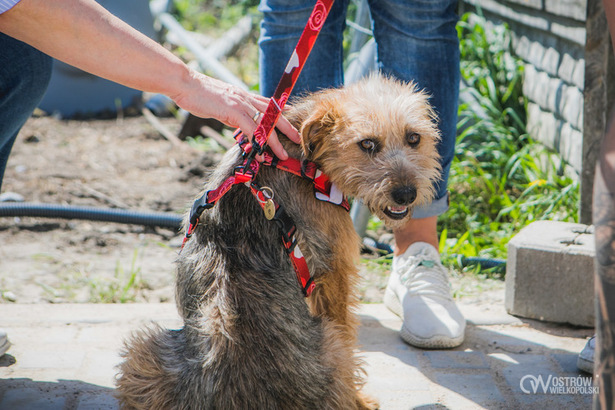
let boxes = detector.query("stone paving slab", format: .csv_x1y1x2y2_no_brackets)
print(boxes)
0,301,595,409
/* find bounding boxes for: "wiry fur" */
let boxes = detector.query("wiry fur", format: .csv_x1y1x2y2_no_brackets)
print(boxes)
116,74,441,409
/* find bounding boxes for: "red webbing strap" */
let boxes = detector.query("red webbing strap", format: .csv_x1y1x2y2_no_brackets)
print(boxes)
250,0,335,154
250,184,315,297
262,155,351,211
181,0,336,289
181,159,261,249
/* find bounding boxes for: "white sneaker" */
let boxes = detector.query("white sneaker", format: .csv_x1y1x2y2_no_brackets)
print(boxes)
0,329,10,356
384,242,465,348
577,335,595,374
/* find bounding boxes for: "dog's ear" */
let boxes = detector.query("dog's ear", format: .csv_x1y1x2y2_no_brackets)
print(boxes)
300,100,339,161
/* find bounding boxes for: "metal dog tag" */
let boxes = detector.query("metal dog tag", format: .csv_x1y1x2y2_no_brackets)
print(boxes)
264,199,276,220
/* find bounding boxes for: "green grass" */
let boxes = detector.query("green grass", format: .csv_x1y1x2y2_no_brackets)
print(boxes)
88,248,148,303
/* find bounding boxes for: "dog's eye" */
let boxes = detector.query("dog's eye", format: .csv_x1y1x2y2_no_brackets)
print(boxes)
406,132,420,147
359,139,378,154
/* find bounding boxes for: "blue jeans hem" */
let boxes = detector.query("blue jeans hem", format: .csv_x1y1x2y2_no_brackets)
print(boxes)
412,192,450,219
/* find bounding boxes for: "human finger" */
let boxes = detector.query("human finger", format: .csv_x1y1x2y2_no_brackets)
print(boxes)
249,96,301,145
248,111,289,161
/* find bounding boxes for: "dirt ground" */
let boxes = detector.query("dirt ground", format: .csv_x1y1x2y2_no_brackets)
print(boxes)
0,114,400,305
0,115,200,304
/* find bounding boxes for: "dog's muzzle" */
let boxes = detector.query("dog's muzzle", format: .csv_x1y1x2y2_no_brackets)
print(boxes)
391,186,417,206
383,186,416,220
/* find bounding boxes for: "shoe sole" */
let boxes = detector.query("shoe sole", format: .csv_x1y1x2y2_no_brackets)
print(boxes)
0,338,10,357
384,288,464,349
384,288,404,318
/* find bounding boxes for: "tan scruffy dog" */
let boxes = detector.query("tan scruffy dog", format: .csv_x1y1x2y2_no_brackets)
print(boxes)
116,74,441,409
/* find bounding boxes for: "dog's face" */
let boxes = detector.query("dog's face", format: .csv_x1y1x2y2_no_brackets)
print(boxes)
297,74,441,229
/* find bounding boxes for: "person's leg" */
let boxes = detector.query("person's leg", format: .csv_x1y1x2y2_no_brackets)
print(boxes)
0,33,52,356
0,32,53,190
393,215,439,253
369,0,464,348
368,0,459,249
258,0,350,97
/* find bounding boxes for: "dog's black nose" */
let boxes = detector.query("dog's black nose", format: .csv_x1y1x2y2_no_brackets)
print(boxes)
392,186,417,205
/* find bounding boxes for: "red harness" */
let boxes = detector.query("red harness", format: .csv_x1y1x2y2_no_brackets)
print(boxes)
181,130,349,297
180,0,337,297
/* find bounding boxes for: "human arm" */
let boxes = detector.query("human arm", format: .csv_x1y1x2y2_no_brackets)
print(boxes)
0,0,299,158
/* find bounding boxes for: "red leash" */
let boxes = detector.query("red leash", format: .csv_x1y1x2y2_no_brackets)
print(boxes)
181,0,337,297
247,0,334,159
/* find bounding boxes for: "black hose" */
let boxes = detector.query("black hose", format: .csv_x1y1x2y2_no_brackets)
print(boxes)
457,255,506,269
0,203,508,269
362,237,506,269
0,202,183,230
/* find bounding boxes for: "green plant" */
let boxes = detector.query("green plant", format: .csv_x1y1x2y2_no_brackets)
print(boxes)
439,12,579,275
89,248,147,303
169,0,262,89
173,0,259,33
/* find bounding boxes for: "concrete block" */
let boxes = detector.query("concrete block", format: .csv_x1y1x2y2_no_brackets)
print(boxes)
545,76,564,113
76,393,120,410
528,41,546,68
0,388,66,410
505,221,595,326
514,34,529,61
559,86,584,129
435,373,506,407
507,0,543,11
545,0,587,22
559,122,583,172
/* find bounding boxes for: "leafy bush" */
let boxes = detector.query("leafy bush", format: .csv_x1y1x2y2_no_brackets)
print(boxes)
173,0,259,32
439,12,579,275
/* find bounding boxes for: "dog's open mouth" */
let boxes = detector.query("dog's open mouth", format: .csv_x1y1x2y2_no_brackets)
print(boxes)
383,206,409,220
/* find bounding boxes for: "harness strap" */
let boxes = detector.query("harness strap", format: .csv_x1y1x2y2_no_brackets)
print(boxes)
181,159,261,248
249,0,335,156
181,0,336,296
265,156,350,211
236,130,350,211
250,184,315,296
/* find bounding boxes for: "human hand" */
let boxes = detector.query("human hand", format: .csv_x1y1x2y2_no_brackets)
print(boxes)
171,72,300,160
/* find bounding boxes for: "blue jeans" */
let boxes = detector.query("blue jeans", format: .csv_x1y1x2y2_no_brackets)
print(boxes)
0,33,53,191
259,0,459,218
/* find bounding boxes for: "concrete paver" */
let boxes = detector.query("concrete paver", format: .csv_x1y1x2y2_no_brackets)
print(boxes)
0,299,595,409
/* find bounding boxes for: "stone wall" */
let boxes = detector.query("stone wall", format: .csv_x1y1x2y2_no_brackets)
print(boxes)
459,0,612,223
460,0,586,172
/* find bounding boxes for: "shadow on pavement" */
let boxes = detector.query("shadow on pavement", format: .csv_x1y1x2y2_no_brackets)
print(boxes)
0,378,117,409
